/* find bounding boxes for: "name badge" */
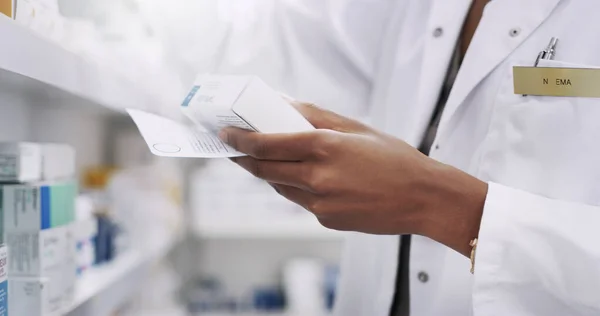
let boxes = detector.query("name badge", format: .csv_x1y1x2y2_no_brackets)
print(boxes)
513,66,600,98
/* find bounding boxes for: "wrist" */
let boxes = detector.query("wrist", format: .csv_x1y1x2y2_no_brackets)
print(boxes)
417,159,488,256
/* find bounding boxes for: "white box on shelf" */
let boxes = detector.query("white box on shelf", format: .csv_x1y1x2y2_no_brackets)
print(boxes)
62,224,77,307
9,277,62,316
0,143,75,182
2,181,77,314
73,217,97,276
6,226,67,276
14,0,65,42
5,226,76,314
14,0,36,27
7,228,68,314
40,143,76,181
0,142,42,182
34,0,58,12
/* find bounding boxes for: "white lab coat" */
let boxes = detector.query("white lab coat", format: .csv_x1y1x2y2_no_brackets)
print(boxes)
188,0,600,315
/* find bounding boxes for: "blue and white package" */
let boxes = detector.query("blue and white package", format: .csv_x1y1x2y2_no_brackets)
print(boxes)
0,245,8,316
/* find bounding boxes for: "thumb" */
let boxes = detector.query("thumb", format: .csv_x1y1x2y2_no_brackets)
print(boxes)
290,101,370,133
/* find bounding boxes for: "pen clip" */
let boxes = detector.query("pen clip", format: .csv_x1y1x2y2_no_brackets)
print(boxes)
534,37,559,67
525,37,559,96
533,51,545,67
545,37,559,61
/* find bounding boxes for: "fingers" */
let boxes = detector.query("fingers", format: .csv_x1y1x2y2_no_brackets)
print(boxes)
232,157,313,189
290,101,370,133
270,183,316,211
219,128,315,161
269,183,352,232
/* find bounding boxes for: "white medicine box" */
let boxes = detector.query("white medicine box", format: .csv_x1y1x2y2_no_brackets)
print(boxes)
0,143,42,183
9,277,62,316
40,143,76,181
0,143,75,182
181,75,314,134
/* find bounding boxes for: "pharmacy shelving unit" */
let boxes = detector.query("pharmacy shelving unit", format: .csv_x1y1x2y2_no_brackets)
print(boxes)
0,14,164,115
64,234,181,316
198,312,331,316
190,161,346,241
194,217,345,240
0,13,183,316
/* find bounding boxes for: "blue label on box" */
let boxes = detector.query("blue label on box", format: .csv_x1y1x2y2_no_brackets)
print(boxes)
0,280,7,316
182,85,201,107
0,245,7,316
41,186,51,230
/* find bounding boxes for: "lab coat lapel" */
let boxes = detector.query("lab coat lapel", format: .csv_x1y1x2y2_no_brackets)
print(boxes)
439,0,563,128
413,0,471,144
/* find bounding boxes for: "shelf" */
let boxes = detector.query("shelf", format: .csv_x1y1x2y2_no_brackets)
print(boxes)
194,217,345,241
0,15,164,115
197,313,289,316
63,234,179,316
197,312,331,316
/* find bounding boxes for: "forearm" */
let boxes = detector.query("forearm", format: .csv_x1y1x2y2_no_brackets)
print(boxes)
415,159,488,257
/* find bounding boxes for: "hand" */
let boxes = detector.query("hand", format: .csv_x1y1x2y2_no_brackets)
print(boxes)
219,102,488,256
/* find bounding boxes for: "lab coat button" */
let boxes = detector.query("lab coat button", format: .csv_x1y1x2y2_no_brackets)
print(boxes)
417,271,429,283
433,27,443,38
509,27,521,37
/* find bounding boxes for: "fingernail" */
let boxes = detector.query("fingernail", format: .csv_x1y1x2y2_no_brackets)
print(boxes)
218,129,228,143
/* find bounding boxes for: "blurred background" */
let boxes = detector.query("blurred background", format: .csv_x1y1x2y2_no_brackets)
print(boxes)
0,0,348,315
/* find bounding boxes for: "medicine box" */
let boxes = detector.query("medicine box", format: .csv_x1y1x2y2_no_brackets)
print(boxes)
40,143,76,181
2,181,77,234
0,143,75,182
0,143,42,183
74,217,97,275
7,227,70,315
2,181,77,276
62,224,77,307
9,277,62,316
6,225,67,275
15,0,66,43
181,75,314,134
0,0,14,18
2,181,77,314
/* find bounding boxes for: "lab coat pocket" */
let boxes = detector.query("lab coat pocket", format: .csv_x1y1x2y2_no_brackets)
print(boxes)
483,59,600,204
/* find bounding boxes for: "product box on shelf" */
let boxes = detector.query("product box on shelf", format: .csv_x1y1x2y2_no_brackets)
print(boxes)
40,143,76,181
0,143,75,183
33,0,58,12
2,181,78,314
0,0,14,18
14,0,65,43
62,223,77,307
2,181,77,234
0,245,8,316
73,216,97,275
9,277,62,316
6,227,67,313
0,143,43,183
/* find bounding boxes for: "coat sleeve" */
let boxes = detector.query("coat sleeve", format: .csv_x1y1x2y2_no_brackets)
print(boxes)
473,182,600,316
